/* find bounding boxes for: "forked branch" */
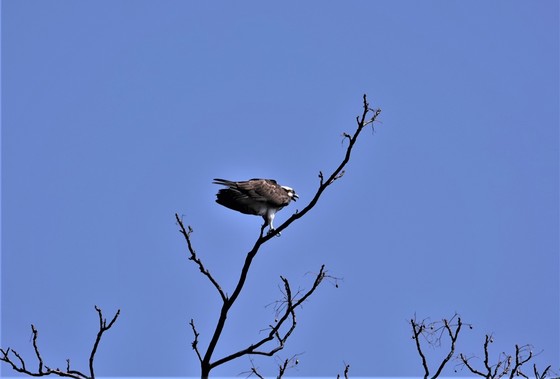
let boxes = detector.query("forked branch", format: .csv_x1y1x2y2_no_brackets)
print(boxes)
0,306,120,379
177,94,381,377
213,266,326,368
411,313,464,379
458,336,541,379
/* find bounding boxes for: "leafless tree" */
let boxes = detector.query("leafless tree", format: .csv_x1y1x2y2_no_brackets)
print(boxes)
0,306,119,379
458,335,551,379
176,94,381,377
1,95,380,378
411,313,556,379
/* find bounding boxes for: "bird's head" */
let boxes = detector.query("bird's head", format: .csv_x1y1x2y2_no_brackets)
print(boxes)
282,186,298,202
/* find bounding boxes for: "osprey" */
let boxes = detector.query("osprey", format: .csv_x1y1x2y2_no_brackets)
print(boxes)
213,178,298,233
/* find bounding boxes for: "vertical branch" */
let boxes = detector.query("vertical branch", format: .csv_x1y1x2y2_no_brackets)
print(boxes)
411,314,464,379
89,306,120,379
411,318,430,379
189,319,203,364
337,363,350,379
533,364,552,379
432,318,462,378
31,325,45,374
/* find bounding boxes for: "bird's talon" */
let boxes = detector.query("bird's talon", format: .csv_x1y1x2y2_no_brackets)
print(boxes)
267,229,281,237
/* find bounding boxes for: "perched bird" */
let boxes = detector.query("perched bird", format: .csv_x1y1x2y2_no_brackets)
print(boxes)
213,178,298,233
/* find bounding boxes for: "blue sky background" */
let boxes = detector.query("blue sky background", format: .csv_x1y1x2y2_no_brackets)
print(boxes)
1,1,558,377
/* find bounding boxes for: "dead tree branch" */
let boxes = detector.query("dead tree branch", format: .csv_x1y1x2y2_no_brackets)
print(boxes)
177,94,381,377
533,363,552,379
458,335,541,379
175,217,227,303
411,313,463,379
0,306,120,379
337,363,350,379
209,266,326,369
189,319,203,363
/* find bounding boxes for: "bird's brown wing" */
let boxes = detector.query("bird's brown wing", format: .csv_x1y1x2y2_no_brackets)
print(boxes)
237,179,290,207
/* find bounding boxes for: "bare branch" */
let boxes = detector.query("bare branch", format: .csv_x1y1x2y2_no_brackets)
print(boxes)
534,363,553,379
509,344,533,379
277,358,290,378
411,318,430,379
259,94,381,239
411,314,464,379
89,306,120,379
458,335,542,379
0,307,119,379
31,325,45,374
432,317,462,378
175,214,227,303
189,319,203,363
241,358,265,379
337,363,350,379
209,266,326,369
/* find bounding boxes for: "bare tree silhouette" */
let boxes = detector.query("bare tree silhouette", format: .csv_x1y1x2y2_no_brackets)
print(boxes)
411,313,555,379
175,94,381,377
2,95,554,379
459,335,551,379
1,306,119,379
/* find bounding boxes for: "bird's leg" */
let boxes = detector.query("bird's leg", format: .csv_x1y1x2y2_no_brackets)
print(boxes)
265,217,281,237
265,212,281,236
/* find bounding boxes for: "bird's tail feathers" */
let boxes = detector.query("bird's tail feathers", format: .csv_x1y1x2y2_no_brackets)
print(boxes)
212,178,235,187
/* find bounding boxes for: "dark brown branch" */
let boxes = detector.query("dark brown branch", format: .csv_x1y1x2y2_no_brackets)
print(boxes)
533,363,552,379
189,319,203,363
432,318,461,378
509,344,532,379
337,363,350,379
458,335,541,379
277,358,290,378
411,318,430,379
89,306,119,379
411,314,463,379
175,215,227,303
32,325,44,374
268,94,381,239
276,354,301,378
209,266,326,369
0,306,119,379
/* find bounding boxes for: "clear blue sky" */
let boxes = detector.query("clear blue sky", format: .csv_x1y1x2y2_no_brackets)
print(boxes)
2,1,558,377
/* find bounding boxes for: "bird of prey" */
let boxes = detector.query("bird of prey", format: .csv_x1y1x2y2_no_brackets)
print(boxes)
213,178,298,233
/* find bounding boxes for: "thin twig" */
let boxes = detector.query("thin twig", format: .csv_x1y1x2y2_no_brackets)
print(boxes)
189,319,203,363
175,215,227,303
